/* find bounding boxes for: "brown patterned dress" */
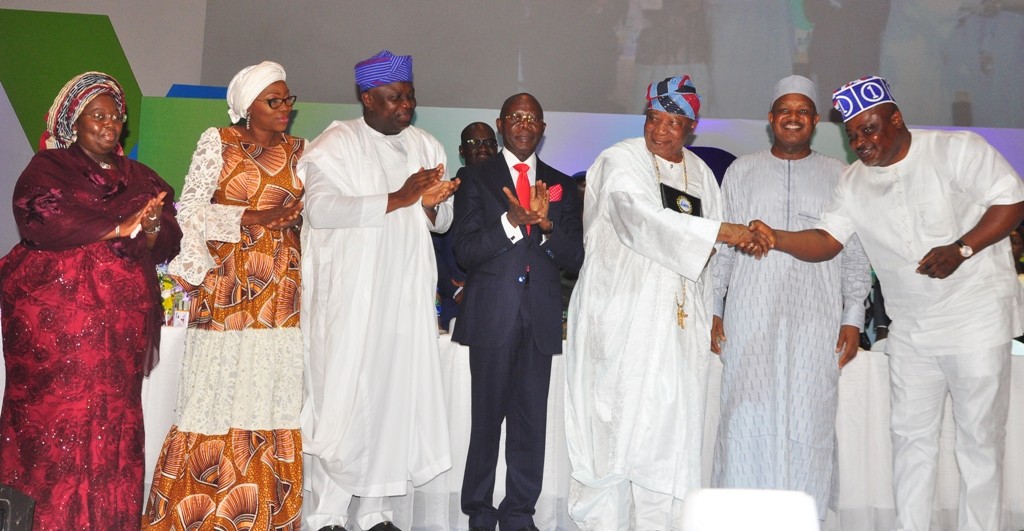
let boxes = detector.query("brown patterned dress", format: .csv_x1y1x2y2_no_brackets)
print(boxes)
143,127,304,530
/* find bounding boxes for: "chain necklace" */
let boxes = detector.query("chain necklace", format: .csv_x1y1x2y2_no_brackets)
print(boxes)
651,151,689,329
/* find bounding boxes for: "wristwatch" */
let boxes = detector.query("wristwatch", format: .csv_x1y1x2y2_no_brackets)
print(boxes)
955,238,973,258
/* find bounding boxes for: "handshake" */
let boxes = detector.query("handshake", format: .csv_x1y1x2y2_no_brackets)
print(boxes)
719,220,777,258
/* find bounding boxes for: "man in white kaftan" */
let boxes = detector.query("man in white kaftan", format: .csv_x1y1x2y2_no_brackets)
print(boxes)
757,75,1024,531
298,50,455,531
710,76,871,520
565,75,769,530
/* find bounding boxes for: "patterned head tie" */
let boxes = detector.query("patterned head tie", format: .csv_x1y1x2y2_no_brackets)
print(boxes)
832,75,896,122
41,71,126,150
646,75,701,121
354,50,413,92
226,60,287,124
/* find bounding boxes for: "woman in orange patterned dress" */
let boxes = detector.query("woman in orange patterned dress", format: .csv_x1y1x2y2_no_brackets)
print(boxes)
142,61,304,530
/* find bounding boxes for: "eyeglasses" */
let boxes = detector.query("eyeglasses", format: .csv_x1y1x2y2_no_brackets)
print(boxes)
463,138,498,148
503,113,543,126
265,95,298,109
84,111,128,123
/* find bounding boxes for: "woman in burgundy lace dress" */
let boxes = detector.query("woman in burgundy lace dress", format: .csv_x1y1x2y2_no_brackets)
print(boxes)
0,71,181,530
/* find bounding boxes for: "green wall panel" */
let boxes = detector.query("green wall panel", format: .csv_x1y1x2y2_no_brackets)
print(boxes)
135,98,364,195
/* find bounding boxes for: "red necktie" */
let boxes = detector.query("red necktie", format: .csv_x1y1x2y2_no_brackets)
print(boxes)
514,163,531,235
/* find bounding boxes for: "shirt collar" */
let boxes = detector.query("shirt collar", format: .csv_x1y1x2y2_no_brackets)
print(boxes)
501,149,537,174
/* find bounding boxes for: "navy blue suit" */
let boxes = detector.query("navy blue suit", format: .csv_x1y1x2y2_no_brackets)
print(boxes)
432,167,471,332
452,154,584,530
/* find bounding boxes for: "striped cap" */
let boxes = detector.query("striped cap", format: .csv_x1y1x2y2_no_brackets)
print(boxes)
646,75,701,120
354,50,413,92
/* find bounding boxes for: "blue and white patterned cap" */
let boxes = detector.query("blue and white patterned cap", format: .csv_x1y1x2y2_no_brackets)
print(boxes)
645,75,701,120
354,50,413,92
832,75,896,122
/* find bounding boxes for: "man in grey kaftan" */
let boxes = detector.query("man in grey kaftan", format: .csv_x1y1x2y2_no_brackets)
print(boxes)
710,76,871,519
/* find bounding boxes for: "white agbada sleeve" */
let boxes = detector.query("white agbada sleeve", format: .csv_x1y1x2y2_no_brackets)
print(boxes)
597,149,721,283
299,148,388,230
168,127,247,285
839,234,871,328
422,138,453,234
817,178,857,247
299,123,452,233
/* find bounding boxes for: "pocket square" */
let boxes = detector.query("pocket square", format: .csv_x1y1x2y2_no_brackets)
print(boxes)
548,184,563,202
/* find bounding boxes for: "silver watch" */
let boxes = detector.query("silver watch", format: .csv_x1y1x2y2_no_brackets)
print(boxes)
955,238,973,258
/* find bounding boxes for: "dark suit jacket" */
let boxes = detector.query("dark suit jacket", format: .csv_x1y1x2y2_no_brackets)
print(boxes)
451,154,584,354
432,167,471,331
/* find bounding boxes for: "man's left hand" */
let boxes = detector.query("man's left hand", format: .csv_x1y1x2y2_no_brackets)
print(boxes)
422,178,460,209
916,243,966,279
836,324,860,368
452,278,465,304
531,182,553,233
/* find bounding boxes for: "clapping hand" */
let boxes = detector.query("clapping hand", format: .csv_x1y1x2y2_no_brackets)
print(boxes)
243,200,304,230
138,191,168,234
530,182,553,232
391,164,445,210
422,177,460,209
503,187,546,229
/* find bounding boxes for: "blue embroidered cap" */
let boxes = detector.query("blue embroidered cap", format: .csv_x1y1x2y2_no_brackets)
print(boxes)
831,75,896,122
354,50,413,92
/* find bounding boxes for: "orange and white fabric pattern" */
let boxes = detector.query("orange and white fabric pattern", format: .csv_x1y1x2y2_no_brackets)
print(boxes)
144,127,305,530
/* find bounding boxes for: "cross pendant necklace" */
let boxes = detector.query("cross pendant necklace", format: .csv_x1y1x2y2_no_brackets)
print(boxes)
674,282,688,329
653,151,690,329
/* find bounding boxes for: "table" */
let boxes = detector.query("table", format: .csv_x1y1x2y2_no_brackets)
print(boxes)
6,327,1019,530
140,325,187,491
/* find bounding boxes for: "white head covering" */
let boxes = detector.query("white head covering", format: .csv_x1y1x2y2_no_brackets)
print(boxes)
226,61,287,123
772,75,817,108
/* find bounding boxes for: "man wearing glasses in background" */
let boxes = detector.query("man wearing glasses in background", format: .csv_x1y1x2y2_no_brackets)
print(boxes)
452,94,585,531
435,122,498,333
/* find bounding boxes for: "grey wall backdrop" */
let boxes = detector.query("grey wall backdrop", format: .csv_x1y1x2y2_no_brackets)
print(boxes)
2,0,1023,251
200,0,1024,127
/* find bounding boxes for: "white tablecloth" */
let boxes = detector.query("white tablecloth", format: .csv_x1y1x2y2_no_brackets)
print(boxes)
140,325,187,491
4,326,1018,530
326,337,1023,530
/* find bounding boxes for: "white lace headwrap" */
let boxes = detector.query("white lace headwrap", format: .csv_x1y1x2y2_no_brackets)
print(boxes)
226,61,286,123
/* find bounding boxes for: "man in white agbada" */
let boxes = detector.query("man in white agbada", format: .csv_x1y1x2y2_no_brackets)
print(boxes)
565,75,770,530
754,75,1024,531
298,50,457,531
709,75,871,520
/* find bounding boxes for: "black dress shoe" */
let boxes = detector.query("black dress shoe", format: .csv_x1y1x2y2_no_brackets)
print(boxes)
514,526,540,531
368,523,401,531
317,526,347,531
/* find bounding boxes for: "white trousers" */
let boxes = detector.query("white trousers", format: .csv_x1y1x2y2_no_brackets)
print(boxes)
889,343,1011,531
303,456,394,531
568,478,682,530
